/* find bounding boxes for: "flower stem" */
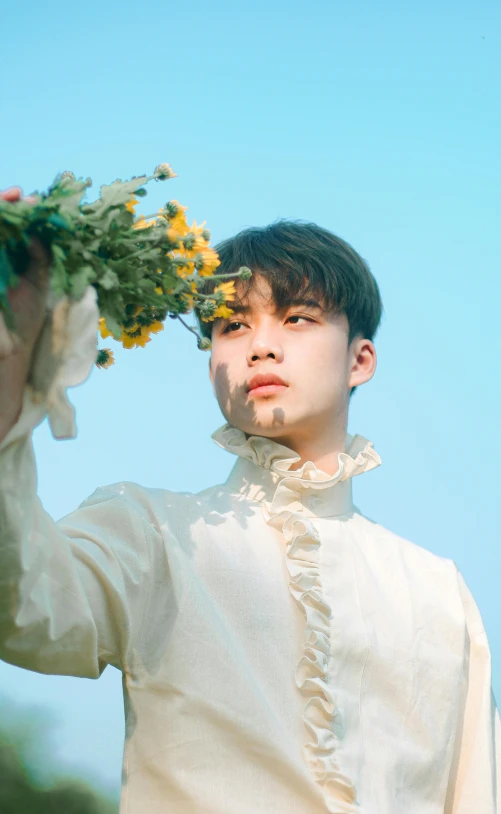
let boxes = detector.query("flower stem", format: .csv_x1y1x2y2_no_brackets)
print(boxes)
192,270,245,283
175,314,203,341
135,213,165,221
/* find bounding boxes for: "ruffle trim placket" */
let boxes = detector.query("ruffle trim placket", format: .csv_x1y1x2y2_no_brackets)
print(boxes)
212,423,382,813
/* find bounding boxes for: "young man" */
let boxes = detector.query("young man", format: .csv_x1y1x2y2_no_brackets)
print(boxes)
0,207,499,813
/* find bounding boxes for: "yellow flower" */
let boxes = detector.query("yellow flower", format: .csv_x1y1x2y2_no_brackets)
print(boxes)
125,196,139,214
166,227,181,245
120,333,136,349
120,320,164,349
99,317,114,340
155,286,163,295
169,199,187,216
213,304,234,320
214,281,236,301
175,261,195,278
134,334,151,348
96,349,115,369
190,219,206,235
170,217,190,238
143,321,164,337
197,248,221,276
201,303,234,323
182,292,195,309
120,331,151,349
133,214,157,230
167,200,190,237
188,220,210,253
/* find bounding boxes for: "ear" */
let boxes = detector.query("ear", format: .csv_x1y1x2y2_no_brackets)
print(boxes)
208,355,215,394
348,338,377,390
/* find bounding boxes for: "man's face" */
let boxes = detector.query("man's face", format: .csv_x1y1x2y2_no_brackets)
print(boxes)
208,273,370,445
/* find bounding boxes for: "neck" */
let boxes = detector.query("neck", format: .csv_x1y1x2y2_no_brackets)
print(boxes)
270,417,349,476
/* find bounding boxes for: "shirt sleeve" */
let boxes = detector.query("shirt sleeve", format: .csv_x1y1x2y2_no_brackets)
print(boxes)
445,566,500,813
0,410,163,679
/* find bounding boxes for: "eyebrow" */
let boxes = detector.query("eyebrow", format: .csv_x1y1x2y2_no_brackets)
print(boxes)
225,298,324,315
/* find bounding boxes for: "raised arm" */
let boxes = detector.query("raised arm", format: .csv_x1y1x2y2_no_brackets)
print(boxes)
0,429,162,677
0,188,163,678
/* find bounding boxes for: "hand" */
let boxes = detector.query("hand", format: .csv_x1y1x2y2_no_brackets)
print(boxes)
0,187,50,360
0,187,52,442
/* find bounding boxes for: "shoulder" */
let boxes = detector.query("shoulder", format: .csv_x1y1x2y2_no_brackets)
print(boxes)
78,479,223,529
351,508,459,589
350,511,472,629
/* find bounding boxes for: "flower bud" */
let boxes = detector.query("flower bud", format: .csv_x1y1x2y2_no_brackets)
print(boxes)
198,299,217,319
155,163,178,180
183,234,196,251
165,202,179,218
197,337,212,351
238,266,252,279
96,348,115,369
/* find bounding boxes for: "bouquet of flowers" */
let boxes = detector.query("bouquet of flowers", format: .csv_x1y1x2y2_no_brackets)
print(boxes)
0,163,250,369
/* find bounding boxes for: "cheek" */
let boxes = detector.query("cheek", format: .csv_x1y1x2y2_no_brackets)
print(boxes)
209,350,244,405
298,339,348,389
305,336,341,369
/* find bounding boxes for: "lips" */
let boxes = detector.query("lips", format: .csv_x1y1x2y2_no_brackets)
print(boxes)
247,373,288,392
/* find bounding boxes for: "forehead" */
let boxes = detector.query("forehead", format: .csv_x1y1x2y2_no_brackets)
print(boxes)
230,273,325,313
232,273,271,302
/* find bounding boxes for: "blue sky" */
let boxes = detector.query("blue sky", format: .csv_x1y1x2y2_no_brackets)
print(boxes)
1,0,500,798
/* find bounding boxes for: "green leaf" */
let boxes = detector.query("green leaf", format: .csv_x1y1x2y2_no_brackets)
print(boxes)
55,181,89,217
49,244,69,297
98,268,120,290
0,201,30,227
0,247,15,294
92,176,149,212
102,312,122,339
137,278,156,293
46,212,72,231
129,246,162,263
70,266,96,299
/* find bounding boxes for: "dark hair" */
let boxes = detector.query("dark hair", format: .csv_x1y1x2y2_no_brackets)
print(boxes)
197,219,384,397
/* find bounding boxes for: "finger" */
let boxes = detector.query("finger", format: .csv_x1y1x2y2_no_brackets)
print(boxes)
25,238,50,290
0,187,22,202
0,312,16,359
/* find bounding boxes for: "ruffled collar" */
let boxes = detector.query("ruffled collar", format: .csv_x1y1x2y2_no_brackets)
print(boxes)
211,423,381,518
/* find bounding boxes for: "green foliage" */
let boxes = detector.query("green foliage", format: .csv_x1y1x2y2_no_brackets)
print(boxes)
0,700,118,814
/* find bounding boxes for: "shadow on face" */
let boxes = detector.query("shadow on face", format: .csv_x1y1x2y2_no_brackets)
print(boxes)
211,359,286,437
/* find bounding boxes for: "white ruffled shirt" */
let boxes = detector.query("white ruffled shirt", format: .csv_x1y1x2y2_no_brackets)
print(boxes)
0,288,500,813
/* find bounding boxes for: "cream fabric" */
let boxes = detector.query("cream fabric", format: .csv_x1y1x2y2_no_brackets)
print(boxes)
0,300,499,811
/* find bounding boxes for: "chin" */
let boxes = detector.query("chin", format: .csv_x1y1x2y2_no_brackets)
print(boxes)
230,411,303,440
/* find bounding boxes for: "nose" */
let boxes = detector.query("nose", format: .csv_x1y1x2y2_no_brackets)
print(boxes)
246,324,284,365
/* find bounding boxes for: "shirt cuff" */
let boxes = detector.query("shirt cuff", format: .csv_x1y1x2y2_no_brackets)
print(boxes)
0,285,99,451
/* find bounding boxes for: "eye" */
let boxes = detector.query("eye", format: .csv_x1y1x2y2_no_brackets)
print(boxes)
287,315,315,325
221,315,315,333
222,321,245,334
